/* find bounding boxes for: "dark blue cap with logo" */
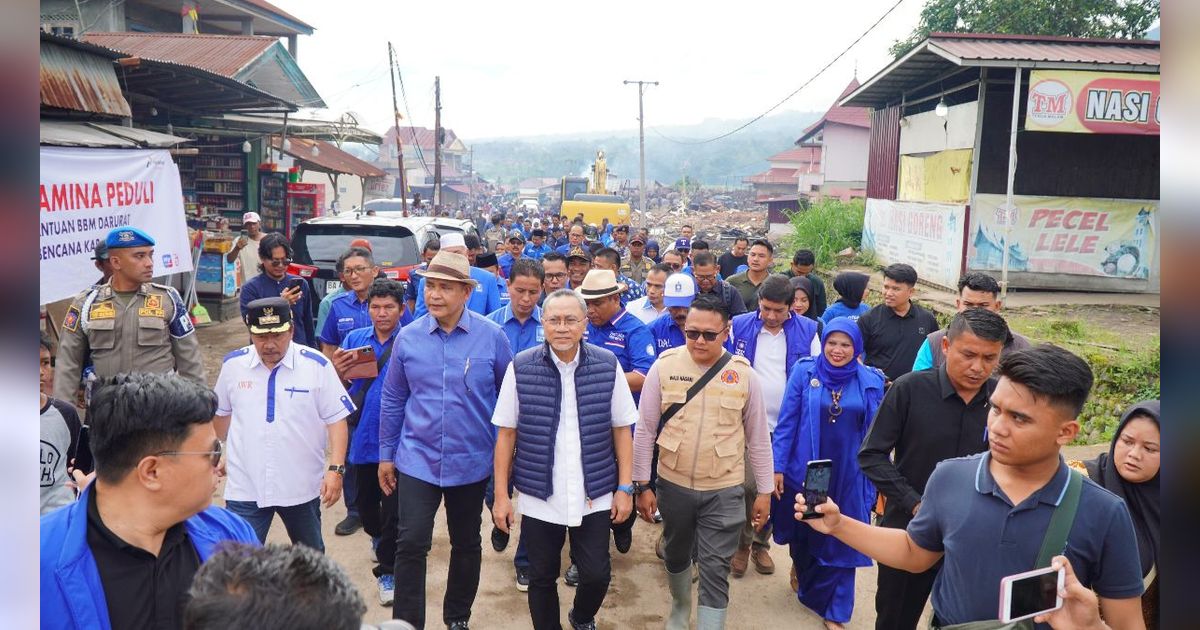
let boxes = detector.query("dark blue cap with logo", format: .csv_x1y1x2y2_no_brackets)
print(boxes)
105,227,156,249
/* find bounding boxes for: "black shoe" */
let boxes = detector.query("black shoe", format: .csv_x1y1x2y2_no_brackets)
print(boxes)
447,622,469,630
491,525,510,552
515,566,530,592
334,515,361,536
568,609,597,630
564,562,579,587
613,525,632,554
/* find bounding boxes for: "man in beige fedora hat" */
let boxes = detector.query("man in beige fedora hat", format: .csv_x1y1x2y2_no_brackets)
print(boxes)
379,249,514,630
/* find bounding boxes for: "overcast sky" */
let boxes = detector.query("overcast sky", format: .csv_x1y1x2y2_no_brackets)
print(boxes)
281,0,925,140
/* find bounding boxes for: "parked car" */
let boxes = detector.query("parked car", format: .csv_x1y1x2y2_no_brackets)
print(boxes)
288,214,479,315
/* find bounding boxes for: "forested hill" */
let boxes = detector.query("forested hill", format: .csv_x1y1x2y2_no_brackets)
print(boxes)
468,110,821,187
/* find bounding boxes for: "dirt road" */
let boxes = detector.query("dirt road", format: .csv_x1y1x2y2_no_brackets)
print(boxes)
196,317,1105,629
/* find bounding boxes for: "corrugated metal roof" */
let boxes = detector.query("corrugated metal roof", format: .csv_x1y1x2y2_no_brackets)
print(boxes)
768,147,821,164
81,32,277,78
40,39,130,117
929,33,1160,66
239,0,315,30
745,168,799,185
842,33,1160,109
40,121,191,148
271,137,386,178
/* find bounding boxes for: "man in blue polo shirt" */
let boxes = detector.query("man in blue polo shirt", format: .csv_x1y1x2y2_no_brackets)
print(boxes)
332,279,406,607
795,344,1145,629
649,272,696,353
497,231,525,278
523,228,553,261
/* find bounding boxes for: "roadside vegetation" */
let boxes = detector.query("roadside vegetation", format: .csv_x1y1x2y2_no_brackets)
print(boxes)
783,198,874,269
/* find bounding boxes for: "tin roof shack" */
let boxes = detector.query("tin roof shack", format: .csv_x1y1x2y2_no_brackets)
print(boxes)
845,33,1159,293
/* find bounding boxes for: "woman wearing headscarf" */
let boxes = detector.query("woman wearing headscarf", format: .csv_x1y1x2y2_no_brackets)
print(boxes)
1072,400,1160,628
789,276,825,337
770,318,886,629
820,272,871,324
644,239,661,263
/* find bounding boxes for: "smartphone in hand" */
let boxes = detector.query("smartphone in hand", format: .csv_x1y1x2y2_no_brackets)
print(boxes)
999,565,1065,623
801,459,833,520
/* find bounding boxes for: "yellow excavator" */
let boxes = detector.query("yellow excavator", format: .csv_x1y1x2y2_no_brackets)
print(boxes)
559,150,631,226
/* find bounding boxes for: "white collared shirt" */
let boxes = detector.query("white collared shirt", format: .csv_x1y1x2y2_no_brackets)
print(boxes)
491,346,638,527
215,342,354,507
627,295,665,325
756,328,789,432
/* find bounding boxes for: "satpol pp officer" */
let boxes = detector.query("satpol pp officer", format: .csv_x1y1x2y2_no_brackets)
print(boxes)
54,227,206,402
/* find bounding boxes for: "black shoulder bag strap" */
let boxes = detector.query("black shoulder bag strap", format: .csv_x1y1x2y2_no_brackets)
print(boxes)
1035,468,1083,568
656,351,734,438
347,342,395,430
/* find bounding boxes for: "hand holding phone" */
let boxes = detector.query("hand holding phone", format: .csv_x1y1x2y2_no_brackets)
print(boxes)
801,459,833,520
999,565,1065,623
342,345,378,380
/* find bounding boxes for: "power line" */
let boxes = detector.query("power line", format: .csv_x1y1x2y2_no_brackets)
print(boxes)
393,63,433,177
651,0,910,145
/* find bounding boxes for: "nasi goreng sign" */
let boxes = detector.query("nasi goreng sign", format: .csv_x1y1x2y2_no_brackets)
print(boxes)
1025,70,1160,135
39,147,193,305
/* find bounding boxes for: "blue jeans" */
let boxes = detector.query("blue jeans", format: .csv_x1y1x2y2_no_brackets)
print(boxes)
225,497,325,553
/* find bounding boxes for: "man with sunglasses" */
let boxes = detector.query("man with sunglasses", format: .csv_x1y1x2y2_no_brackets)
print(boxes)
239,232,316,347
41,372,259,630
215,297,352,553
633,294,773,629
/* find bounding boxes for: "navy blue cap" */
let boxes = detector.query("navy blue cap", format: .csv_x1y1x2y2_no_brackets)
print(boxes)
674,237,691,250
105,227,156,249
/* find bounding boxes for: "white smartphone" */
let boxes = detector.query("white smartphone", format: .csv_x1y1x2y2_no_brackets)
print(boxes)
999,565,1065,623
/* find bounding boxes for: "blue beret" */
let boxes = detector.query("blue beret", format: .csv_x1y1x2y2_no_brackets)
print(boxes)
105,227,156,249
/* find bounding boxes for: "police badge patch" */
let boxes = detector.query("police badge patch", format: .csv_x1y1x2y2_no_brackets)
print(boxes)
63,306,80,332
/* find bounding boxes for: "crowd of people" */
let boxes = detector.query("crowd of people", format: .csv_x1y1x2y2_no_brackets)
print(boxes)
38,217,1160,630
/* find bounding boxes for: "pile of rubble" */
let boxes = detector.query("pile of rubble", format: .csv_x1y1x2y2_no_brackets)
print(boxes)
635,204,769,247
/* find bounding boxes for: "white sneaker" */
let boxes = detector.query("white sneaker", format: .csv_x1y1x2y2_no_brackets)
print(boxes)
378,574,395,606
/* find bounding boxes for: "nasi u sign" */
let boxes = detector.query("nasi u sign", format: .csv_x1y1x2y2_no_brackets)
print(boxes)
1025,70,1159,135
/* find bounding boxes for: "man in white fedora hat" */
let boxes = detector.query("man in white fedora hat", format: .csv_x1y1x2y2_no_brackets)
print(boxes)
379,249,514,630
412,233,502,319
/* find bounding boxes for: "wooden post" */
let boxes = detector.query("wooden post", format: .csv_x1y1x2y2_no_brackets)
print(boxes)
387,42,409,216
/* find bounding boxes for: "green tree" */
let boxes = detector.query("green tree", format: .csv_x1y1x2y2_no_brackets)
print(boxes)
890,0,1159,57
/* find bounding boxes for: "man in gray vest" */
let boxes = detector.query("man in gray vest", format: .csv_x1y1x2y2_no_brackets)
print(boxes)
491,289,637,630
911,272,1030,372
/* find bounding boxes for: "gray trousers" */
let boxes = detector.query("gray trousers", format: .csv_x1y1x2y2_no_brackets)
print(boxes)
658,478,745,608
739,448,772,549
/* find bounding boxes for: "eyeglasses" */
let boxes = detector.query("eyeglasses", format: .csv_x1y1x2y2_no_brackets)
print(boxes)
545,316,583,328
157,440,223,467
343,266,373,276
694,274,717,282
683,329,722,342
266,257,292,266
667,263,682,270
545,272,567,280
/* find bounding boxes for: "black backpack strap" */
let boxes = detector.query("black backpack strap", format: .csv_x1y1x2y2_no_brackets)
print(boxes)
656,351,734,438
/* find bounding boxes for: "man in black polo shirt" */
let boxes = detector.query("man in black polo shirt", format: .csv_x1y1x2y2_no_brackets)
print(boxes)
797,345,1146,629
856,263,939,383
858,309,1008,629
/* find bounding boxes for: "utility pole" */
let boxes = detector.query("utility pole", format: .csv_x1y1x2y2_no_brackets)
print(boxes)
469,145,475,214
386,42,409,215
623,79,657,232
433,76,442,212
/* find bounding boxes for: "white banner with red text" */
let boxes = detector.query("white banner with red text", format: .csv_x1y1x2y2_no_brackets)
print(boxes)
861,198,967,289
40,147,193,305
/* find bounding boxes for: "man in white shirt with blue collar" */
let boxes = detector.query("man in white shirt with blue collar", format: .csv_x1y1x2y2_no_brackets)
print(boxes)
214,297,352,553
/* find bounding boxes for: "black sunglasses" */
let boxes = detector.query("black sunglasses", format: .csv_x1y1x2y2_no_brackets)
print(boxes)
683,329,722,342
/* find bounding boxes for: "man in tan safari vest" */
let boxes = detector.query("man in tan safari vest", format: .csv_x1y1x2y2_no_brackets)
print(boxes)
633,294,773,630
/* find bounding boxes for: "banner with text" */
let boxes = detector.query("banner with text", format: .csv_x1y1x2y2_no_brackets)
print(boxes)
969,194,1157,278
1025,70,1160,135
40,147,193,304
862,198,966,289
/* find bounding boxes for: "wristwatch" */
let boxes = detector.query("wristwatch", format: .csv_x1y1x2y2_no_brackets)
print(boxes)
631,481,650,495
327,464,346,475
616,483,635,496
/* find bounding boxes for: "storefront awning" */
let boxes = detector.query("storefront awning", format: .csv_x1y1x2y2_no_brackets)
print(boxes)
270,136,385,178
40,120,193,148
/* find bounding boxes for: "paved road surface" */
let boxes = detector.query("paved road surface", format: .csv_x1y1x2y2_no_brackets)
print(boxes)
197,317,1105,629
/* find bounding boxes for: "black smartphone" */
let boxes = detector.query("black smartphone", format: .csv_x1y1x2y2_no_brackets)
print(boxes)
288,277,305,292
73,424,94,475
801,459,833,520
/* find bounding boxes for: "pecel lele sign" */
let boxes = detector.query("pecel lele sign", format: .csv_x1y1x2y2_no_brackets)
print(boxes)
1025,70,1160,135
